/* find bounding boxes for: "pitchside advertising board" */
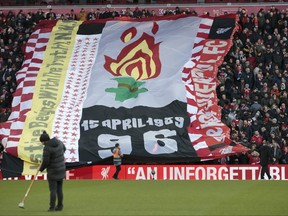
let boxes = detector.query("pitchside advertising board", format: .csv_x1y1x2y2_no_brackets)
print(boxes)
1,165,288,180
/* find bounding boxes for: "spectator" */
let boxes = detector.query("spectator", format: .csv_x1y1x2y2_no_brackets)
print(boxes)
280,91,288,107
247,150,260,165
280,146,288,164
175,7,181,15
250,100,262,116
241,119,253,140
260,92,270,106
141,9,151,18
86,9,96,20
238,151,249,164
69,9,77,20
271,140,282,164
133,7,142,18
33,9,45,23
163,8,174,16
259,141,273,180
122,7,133,18
260,126,270,141
46,8,56,20
280,123,288,140
250,130,263,148
243,83,251,100
111,8,120,19
150,10,157,17
77,8,87,21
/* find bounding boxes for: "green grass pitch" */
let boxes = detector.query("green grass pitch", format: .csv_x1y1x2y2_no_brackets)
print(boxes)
0,180,287,216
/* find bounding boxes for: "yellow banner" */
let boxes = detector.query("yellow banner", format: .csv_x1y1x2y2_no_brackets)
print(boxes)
18,20,82,175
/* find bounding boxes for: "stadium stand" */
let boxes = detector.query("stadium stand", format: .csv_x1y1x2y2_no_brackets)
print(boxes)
0,3,287,165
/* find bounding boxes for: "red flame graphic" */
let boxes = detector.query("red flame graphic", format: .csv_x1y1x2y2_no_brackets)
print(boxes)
104,22,161,80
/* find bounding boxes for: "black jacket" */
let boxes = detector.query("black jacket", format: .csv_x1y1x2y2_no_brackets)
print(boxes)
40,138,66,180
260,145,272,166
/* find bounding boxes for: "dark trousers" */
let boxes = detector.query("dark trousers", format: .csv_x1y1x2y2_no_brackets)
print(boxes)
113,165,121,179
48,179,63,209
261,165,271,179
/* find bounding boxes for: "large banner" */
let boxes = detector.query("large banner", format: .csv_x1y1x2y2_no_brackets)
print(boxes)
2,165,288,181
0,15,248,178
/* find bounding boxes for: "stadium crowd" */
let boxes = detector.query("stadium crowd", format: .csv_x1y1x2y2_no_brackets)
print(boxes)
0,5,288,166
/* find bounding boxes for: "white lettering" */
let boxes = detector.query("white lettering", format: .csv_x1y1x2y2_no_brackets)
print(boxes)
174,167,185,180
206,167,217,180
136,167,146,180
111,119,121,130
81,117,185,130
137,119,146,128
218,166,229,180
270,167,280,180
186,167,195,180
102,119,111,128
122,119,132,130
98,134,132,159
229,167,239,180
163,167,167,180
144,129,177,155
65,171,74,180
281,166,288,180
195,167,206,180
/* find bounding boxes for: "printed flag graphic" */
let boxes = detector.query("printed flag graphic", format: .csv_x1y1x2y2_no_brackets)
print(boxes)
0,15,248,178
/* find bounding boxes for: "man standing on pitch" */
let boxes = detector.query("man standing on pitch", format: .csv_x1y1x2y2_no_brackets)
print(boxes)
259,141,273,180
112,143,123,180
39,131,66,211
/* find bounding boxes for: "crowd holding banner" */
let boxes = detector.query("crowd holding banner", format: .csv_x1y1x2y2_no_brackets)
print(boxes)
2,4,287,179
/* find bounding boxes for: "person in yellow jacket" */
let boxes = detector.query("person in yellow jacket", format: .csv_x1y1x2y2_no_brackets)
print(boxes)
77,8,87,21
112,143,123,180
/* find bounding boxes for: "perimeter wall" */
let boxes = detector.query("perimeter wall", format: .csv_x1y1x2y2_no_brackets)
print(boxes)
2,165,288,180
